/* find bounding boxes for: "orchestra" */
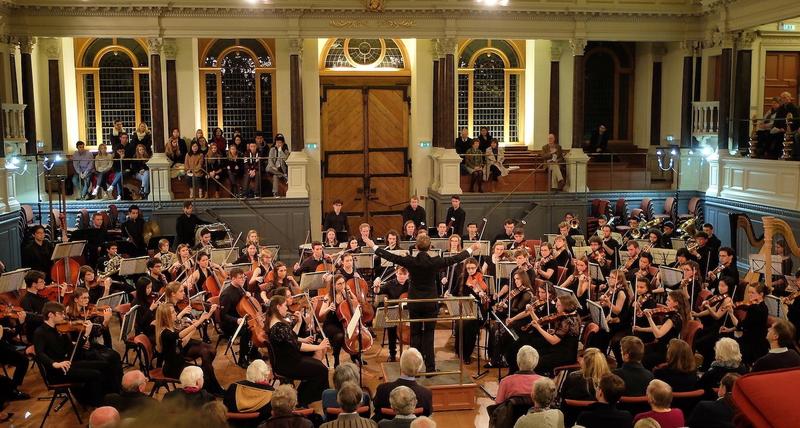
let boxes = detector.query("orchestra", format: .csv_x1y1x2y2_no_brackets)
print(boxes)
4,201,799,428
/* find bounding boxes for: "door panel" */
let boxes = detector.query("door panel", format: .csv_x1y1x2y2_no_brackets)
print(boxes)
369,213,405,238
764,52,799,109
327,153,365,175
368,151,406,175
367,89,408,149
368,177,410,212
323,89,365,151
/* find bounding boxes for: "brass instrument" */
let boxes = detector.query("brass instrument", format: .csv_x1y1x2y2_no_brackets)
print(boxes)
686,239,699,252
101,254,122,277
641,218,663,229
157,251,175,270
569,218,580,229
630,228,642,240
679,217,698,238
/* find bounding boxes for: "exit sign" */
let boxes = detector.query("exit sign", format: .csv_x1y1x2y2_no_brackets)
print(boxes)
779,22,796,31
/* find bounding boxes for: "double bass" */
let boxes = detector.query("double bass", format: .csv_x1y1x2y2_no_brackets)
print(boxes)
50,212,80,297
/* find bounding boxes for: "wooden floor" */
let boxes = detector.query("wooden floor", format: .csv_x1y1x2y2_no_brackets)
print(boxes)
3,317,501,427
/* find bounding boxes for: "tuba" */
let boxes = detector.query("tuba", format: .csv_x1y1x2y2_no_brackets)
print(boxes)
569,218,580,229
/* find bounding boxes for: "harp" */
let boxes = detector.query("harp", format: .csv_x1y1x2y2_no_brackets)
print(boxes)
743,216,800,289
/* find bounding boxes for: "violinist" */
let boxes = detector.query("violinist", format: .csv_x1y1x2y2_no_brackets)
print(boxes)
533,243,559,283
707,247,739,295
169,244,194,280
401,220,417,241
77,266,111,304
323,228,340,248
449,258,487,364
689,232,718,276
487,271,534,368
493,218,516,244
660,222,677,249
621,241,641,276
600,225,621,263
482,241,510,278
163,281,198,331
635,290,690,369
185,252,227,297
559,256,592,311
508,227,528,251
629,252,657,286
219,268,262,367
631,277,657,345
552,235,574,282
372,266,410,362
264,262,300,301
131,276,158,343
146,258,167,294
121,205,146,256
317,274,357,367
154,302,224,394
731,283,770,366
267,294,330,407
670,248,697,268
293,241,331,277
669,260,702,310
587,236,612,275
513,294,581,375
509,249,535,292
274,286,313,337
462,222,480,242
65,288,119,359
20,270,49,341
693,276,736,370
22,226,54,280
194,228,214,253
34,301,118,406
248,248,274,297
595,270,634,364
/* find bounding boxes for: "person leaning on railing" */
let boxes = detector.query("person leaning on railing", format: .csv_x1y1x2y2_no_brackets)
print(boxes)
72,140,96,200
92,143,114,199
185,140,206,199
267,134,290,197
165,128,187,179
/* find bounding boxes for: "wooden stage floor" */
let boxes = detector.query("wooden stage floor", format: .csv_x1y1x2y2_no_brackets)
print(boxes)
4,319,502,427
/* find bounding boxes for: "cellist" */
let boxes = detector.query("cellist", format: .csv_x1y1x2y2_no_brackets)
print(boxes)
219,268,262,368
263,262,300,301
317,274,360,367
372,266,410,362
293,241,332,277
185,252,227,298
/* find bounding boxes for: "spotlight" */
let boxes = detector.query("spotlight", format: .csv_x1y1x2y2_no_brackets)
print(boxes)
670,149,677,156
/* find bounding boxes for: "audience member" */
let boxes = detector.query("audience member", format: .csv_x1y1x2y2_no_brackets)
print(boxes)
496,345,542,403
320,382,377,428
687,373,740,428
752,319,800,372
224,359,274,420
613,336,655,397
632,418,660,428
513,377,564,428
409,416,436,428
88,406,120,428
653,339,698,392
322,363,371,416
697,338,747,396
201,401,229,427
103,370,158,416
259,385,313,428
373,348,432,421
163,366,216,408
378,386,418,428
633,380,684,428
575,373,633,428
561,348,610,401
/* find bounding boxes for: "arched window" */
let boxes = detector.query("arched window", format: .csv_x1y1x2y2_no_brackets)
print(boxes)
321,38,407,73
584,42,634,142
75,38,150,146
458,40,523,144
199,39,276,142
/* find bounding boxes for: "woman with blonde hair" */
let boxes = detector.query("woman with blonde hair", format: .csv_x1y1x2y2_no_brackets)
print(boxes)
92,143,114,199
560,347,611,400
131,121,152,154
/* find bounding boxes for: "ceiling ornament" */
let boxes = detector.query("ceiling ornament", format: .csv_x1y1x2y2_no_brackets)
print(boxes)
329,20,367,29
366,0,384,13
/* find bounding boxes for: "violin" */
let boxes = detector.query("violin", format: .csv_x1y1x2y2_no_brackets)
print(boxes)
0,305,25,320
38,283,74,303
644,306,677,316
493,284,527,312
79,304,111,319
702,293,729,308
520,312,577,331
465,272,489,308
634,293,654,317
56,320,87,334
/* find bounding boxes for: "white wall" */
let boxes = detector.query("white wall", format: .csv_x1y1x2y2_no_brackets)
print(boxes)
304,38,323,240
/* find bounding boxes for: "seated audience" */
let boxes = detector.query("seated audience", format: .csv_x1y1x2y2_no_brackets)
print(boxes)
378,386,418,428
322,363,371,416
633,379,684,428
633,418,659,428
89,406,120,428
260,385,313,428
687,373,740,428
561,348,610,401
224,359,274,420
513,377,564,428
653,339,698,392
321,382,377,428
163,366,216,408
103,370,158,416
752,319,800,372
373,348,432,421
201,401,229,426
613,336,654,397
575,373,633,428
697,338,747,396
409,417,436,428
496,345,542,404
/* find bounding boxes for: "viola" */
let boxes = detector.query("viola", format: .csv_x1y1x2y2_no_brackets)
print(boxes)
336,288,373,355
645,306,677,316
80,304,111,319
346,276,374,324
38,283,74,303
703,293,728,308
236,292,267,347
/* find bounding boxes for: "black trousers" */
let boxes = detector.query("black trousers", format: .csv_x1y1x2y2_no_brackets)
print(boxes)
48,360,110,406
410,309,437,372
386,326,398,357
0,341,28,388
454,319,481,361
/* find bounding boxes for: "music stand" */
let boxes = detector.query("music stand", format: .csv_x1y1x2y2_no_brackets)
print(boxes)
544,234,558,245
765,294,787,320
610,232,623,243
118,256,148,277
749,254,783,276
671,239,687,250
211,247,238,265
554,285,580,308
0,268,30,293
659,266,684,290
619,251,631,267
573,246,592,259
496,239,514,249
323,247,344,257
119,304,138,343
444,298,478,319
397,241,415,250
464,240,491,256
380,250,409,267
489,310,518,341
634,240,650,249
587,300,610,332
484,275,496,296
96,291,126,310
411,249,441,258
784,275,798,293
360,246,375,254
588,263,605,283
225,263,252,274
429,238,449,251
52,241,86,269
352,254,374,270
300,271,327,292
651,248,677,266
573,235,586,247
496,261,516,281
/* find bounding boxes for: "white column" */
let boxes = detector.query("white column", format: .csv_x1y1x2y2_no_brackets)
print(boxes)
558,44,574,146
61,37,80,146
285,38,310,199
145,37,172,201
525,40,551,149
303,38,323,239
407,38,433,198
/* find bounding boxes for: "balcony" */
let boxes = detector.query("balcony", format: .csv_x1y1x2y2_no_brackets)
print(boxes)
2,103,27,155
692,101,719,139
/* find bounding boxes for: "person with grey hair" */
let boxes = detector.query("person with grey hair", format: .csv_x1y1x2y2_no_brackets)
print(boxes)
88,406,120,428
378,386,418,428
496,345,542,403
163,366,216,408
260,384,313,428
224,359,274,421
322,362,371,417
409,416,436,428
103,369,159,415
373,348,433,421
514,377,564,428
321,382,377,428
633,379,684,428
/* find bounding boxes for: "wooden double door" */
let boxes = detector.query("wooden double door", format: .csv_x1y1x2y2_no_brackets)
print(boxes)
321,85,410,237
764,52,799,109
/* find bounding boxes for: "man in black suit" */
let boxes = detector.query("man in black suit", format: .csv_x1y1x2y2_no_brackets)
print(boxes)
372,348,433,422
612,336,654,397
575,373,633,428
455,127,472,175
121,205,146,256
687,373,740,428
493,218,516,244
445,195,466,237
707,247,739,293
752,319,800,372
103,370,159,416
366,235,479,372
401,196,427,229
175,201,210,246
322,199,348,239
703,223,722,252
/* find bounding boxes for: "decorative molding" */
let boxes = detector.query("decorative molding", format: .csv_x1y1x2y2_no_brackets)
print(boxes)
16,35,34,54
366,0,384,13
652,42,667,59
736,30,756,49
328,19,366,29
288,38,303,56
569,38,587,56
438,38,457,57
161,38,177,60
679,39,701,56
550,41,564,61
430,38,441,58
385,19,416,28
146,37,163,56
38,37,60,59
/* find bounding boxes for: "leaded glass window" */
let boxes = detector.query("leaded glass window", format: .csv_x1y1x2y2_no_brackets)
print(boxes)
323,38,406,71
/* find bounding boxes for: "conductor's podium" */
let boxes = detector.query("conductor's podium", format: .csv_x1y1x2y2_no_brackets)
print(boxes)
380,360,477,412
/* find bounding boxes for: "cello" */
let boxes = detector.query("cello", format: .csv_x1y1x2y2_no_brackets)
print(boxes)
398,291,411,345
346,274,375,324
236,292,267,347
337,286,373,355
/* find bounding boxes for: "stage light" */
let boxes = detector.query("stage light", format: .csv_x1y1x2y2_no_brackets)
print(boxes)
670,149,677,156
476,0,509,6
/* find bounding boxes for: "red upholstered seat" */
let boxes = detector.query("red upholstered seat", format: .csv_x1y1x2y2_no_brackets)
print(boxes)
227,412,260,420
732,368,800,428
379,408,424,416
682,320,703,349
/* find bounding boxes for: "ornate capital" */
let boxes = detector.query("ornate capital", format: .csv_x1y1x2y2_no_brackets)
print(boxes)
736,31,756,50
438,38,457,57
38,37,61,59
146,37,163,56
550,41,564,62
719,32,736,50
569,38,587,56
288,38,303,56
430,39,441,58
679,40,700,56
16,36,35,54
162,38,177,60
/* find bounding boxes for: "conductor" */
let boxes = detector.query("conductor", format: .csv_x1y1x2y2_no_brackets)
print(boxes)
364,235,479,372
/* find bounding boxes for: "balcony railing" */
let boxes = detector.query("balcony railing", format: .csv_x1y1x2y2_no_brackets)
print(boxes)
692,101,719,138
2,103,27,155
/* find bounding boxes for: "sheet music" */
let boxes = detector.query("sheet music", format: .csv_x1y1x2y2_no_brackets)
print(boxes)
587,300,609,332
380,249,409,267
429,238,449,251
464,240,491,256
659,266,684,288
588,263,605,282
118,256,149,276
573,246,592,259
483,275,496,296
765,294,787,319
553,285,581,309
0,268,30,293
573,235,586,247
671,239,687,250
749,254,783,276
96,291,126,309
211,247,238,265
496,261,516,279
651,248,677,266
323,247,344,256
444,299,477,318
300,271,327,291
346,306,362,339
352,254,374,269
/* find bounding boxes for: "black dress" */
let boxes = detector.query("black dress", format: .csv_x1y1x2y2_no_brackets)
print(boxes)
533,314,580,374
738,302,769,365
268,321,329,406
643,312,683,370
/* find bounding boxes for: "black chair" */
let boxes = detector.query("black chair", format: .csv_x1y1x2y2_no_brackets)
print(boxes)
264,338,293,387
34,355,83,428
